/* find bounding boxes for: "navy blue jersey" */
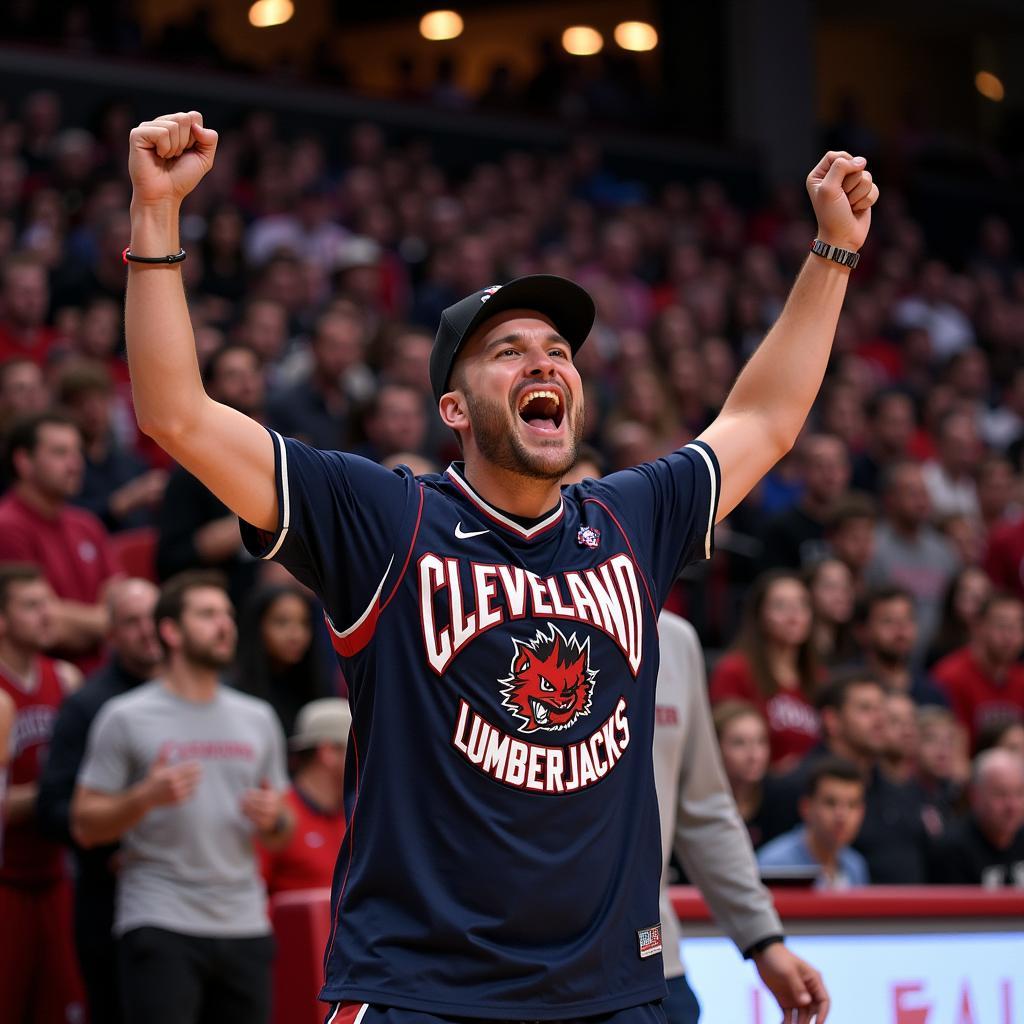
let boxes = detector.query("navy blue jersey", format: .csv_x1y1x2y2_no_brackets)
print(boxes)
241,430,720,1019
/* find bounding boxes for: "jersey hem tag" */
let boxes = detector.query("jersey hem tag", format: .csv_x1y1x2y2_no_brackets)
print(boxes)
637,923,662,959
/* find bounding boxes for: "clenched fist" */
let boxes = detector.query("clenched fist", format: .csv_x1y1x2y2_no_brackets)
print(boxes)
805,150,879,254
129,110,218,207
140,751,203,809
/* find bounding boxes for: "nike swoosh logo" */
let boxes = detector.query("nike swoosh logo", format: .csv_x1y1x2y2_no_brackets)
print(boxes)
455,522,490,539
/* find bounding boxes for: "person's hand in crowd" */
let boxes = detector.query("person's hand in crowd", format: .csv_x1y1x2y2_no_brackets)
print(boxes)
140,751,203,808
805,150,879,253
128,110,218,207
753,943,830,1024
241,778,286,834
108,468,169,521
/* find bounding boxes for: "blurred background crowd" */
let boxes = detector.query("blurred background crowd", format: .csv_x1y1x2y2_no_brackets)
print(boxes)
1,0,1024,1021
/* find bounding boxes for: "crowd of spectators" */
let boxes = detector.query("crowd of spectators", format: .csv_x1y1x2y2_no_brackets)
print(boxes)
0,85,1023,1020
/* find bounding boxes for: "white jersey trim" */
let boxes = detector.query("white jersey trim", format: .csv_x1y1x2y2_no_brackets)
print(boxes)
262,430,291,560
445,464,564,539
325,555,395,639
684,442,717,559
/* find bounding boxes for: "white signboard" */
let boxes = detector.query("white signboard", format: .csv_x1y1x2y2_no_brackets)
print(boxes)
684,932,1023,1024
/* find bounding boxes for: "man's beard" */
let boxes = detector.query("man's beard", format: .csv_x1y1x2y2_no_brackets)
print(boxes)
182,633,235,671
465,390,582,482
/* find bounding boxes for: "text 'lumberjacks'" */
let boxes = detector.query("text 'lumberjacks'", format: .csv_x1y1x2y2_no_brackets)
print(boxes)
418,552,645,674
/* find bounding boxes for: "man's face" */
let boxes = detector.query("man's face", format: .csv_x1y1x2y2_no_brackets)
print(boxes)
313,315,363,380
0,578,56,651
865,596,917,665
449,313,585,482
802,436,850,505
0,362,48,419
3,264,47,328
888,465,931,526
367,386,426,456
20,423,83,500
883,693,918,759
918,720,958,781
972,758,1024,846
834,683,887,758
830,516,876,571
109,581,162,676
209,349,264,416
874,395,915,452
172,586,237,669
801,777,866,853
976,601,1024,668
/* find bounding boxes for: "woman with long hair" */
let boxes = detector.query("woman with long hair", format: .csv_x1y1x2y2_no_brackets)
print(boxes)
925,566,992,667
710,570,821,770
803,557,858,667
711,700,772,847
233,583,338,736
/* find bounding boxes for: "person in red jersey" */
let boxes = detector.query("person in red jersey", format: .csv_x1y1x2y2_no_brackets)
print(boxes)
0,563,85,1024
262,697,350,896
710,571,822,770
984,517,1024,602
932,593,1024,752
0,411,121,669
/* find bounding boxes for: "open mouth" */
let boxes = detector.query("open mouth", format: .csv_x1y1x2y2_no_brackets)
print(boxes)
517,388,565,434
530,696,575,724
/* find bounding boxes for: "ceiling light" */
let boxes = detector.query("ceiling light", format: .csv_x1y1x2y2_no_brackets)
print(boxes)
614,21,658,52
975,71,1005,102
562,26,603,57
420,10,464,41
248,0,294,28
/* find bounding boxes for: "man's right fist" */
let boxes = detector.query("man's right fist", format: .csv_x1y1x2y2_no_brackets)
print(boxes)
128,111,218,207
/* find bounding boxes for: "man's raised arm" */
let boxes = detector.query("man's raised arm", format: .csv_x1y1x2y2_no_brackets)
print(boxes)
699,151,880,522
126,111,277,532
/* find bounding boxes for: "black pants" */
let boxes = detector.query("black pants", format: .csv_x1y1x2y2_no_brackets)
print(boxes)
119,926,274,1024
74,878,122,1024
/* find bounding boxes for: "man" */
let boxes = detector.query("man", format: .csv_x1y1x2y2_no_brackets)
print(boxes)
37,577,162,1024
928,748,1024,887
823,491,877,594
0,253,61,365
756,758,869,889
921,408,982,522
156,344,266,608
0,564,85,1023
852,585,949,706
124,110,876,1021
864,460,960,653
0,411,120,663
879,690,919,785
72,571,293,1024
651,611,823,1024
758,433,851,571
266,307,368,450
262,696,350,896
850,389,915,497
770,672,928,883
932,593,1024,751
58,359,168,530
0,356,50,439
355,382,429,464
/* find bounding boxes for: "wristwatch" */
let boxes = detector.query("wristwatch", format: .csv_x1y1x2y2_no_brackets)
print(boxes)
810,238,859,269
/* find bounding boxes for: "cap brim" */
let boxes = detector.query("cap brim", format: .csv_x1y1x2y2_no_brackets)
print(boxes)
445,275,594,393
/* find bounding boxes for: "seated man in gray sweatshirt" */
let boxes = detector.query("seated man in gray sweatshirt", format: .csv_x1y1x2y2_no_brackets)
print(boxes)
654,610,829,1024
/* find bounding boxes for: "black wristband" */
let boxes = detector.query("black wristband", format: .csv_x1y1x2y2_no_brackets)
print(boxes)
743,934,785,959
122,246,187,265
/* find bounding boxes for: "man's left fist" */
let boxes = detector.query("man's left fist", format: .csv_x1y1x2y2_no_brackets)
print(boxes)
806,150,880,253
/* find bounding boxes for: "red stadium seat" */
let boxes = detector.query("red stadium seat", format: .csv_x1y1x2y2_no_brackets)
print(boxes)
110,527,158,582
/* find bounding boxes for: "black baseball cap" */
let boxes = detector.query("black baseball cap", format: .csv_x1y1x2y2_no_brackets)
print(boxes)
429,275,595,404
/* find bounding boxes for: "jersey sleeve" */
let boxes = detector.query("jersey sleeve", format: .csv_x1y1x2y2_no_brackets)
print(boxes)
77,704,133,794
239,430,422,639
587,440,720,606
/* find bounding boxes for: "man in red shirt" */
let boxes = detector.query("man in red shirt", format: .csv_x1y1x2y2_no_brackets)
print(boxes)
933,593,1024,751
0,254,62,366
0,563,85,1023
261,697,349,895
0,411,119,667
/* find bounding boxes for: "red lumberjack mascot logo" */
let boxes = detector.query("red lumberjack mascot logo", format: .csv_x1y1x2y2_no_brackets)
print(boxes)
500,623,598,734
